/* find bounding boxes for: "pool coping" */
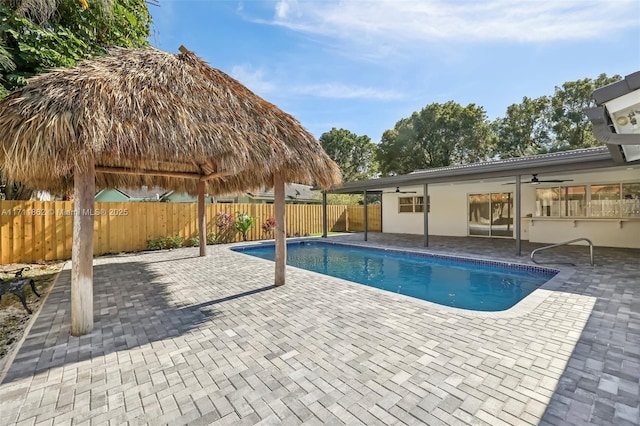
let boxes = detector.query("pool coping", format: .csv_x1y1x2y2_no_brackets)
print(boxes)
228,237,577,319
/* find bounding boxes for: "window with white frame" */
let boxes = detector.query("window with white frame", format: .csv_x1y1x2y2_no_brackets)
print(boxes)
398,196,426,213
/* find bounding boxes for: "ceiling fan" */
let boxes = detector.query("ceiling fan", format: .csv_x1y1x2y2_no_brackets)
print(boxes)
384,186,417,194
504,174,574,185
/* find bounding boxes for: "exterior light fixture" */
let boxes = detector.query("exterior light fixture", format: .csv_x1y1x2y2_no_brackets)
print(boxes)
616,116,630,126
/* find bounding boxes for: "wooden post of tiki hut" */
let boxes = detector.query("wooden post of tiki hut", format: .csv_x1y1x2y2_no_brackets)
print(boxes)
71,157,95,336
274,172,286,286
197,180,206,256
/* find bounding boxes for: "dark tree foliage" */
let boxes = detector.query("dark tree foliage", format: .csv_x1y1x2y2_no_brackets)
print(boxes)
548,73,621,152
493,96,551,158
319,127,379,182
377,101,495,176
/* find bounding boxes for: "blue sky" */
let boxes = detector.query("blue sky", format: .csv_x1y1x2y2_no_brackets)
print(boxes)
150,0,640,142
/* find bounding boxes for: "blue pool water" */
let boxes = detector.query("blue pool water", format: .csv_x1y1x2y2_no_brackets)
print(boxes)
232,241,557,312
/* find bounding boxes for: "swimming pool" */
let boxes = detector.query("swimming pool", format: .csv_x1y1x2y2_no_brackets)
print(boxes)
232,241,558,312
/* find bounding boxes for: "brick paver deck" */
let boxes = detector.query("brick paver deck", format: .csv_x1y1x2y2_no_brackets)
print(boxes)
0,234,638,425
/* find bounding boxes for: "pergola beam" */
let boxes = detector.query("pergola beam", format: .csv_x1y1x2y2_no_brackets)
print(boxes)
200,171,232,181
96,166,231,181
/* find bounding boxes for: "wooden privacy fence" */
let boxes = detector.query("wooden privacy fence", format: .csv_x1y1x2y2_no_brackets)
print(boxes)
346,205,382,232
0,201,381,264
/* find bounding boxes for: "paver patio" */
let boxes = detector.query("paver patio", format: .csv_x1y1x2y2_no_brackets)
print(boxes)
0,233,638,426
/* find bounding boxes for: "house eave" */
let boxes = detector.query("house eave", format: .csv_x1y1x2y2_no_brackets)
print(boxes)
329,148,622,193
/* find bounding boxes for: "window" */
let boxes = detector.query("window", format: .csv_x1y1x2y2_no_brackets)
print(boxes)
535,188,561,217
398,196,426,213
591,184,621,217
563,186,587,217
622,183,640,217
536,186,586,217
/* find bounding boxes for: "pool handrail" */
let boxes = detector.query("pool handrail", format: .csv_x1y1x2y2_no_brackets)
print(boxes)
530,237,594,266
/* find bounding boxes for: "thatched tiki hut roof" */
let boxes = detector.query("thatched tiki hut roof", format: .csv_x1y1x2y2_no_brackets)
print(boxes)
0,46,340,192
0,46,341,336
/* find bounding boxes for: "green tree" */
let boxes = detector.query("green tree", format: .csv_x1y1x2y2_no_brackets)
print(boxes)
377,118,427,176
0,0,151,93
493,96,551,158
319,128,378,182
548,73,621,151
377,101,495,176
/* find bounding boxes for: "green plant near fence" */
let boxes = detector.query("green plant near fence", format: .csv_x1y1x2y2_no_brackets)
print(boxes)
148,231,228,250
234,212,255,241
146,235,185,250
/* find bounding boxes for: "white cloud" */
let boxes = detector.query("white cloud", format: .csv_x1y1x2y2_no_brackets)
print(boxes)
275,0,294,19
229,65,275,95
229,63,402,100
266,0,638,44
294,83,403,100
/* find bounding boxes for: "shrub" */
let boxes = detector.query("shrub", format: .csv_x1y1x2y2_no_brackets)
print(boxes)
187,232,225,246
206,232,217,245
146,235,185,250
235,212,255,241
262,217,276,238
213,212,237,244
186,236,200,247
215,212,234,230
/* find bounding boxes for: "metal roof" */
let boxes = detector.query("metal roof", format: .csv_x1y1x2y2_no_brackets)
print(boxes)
329,146,625,193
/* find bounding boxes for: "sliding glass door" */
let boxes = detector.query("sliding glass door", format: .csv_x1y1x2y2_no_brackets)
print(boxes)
468,192,513,238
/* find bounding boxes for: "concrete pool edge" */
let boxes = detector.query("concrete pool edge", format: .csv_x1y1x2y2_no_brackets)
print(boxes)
228,237,577,319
